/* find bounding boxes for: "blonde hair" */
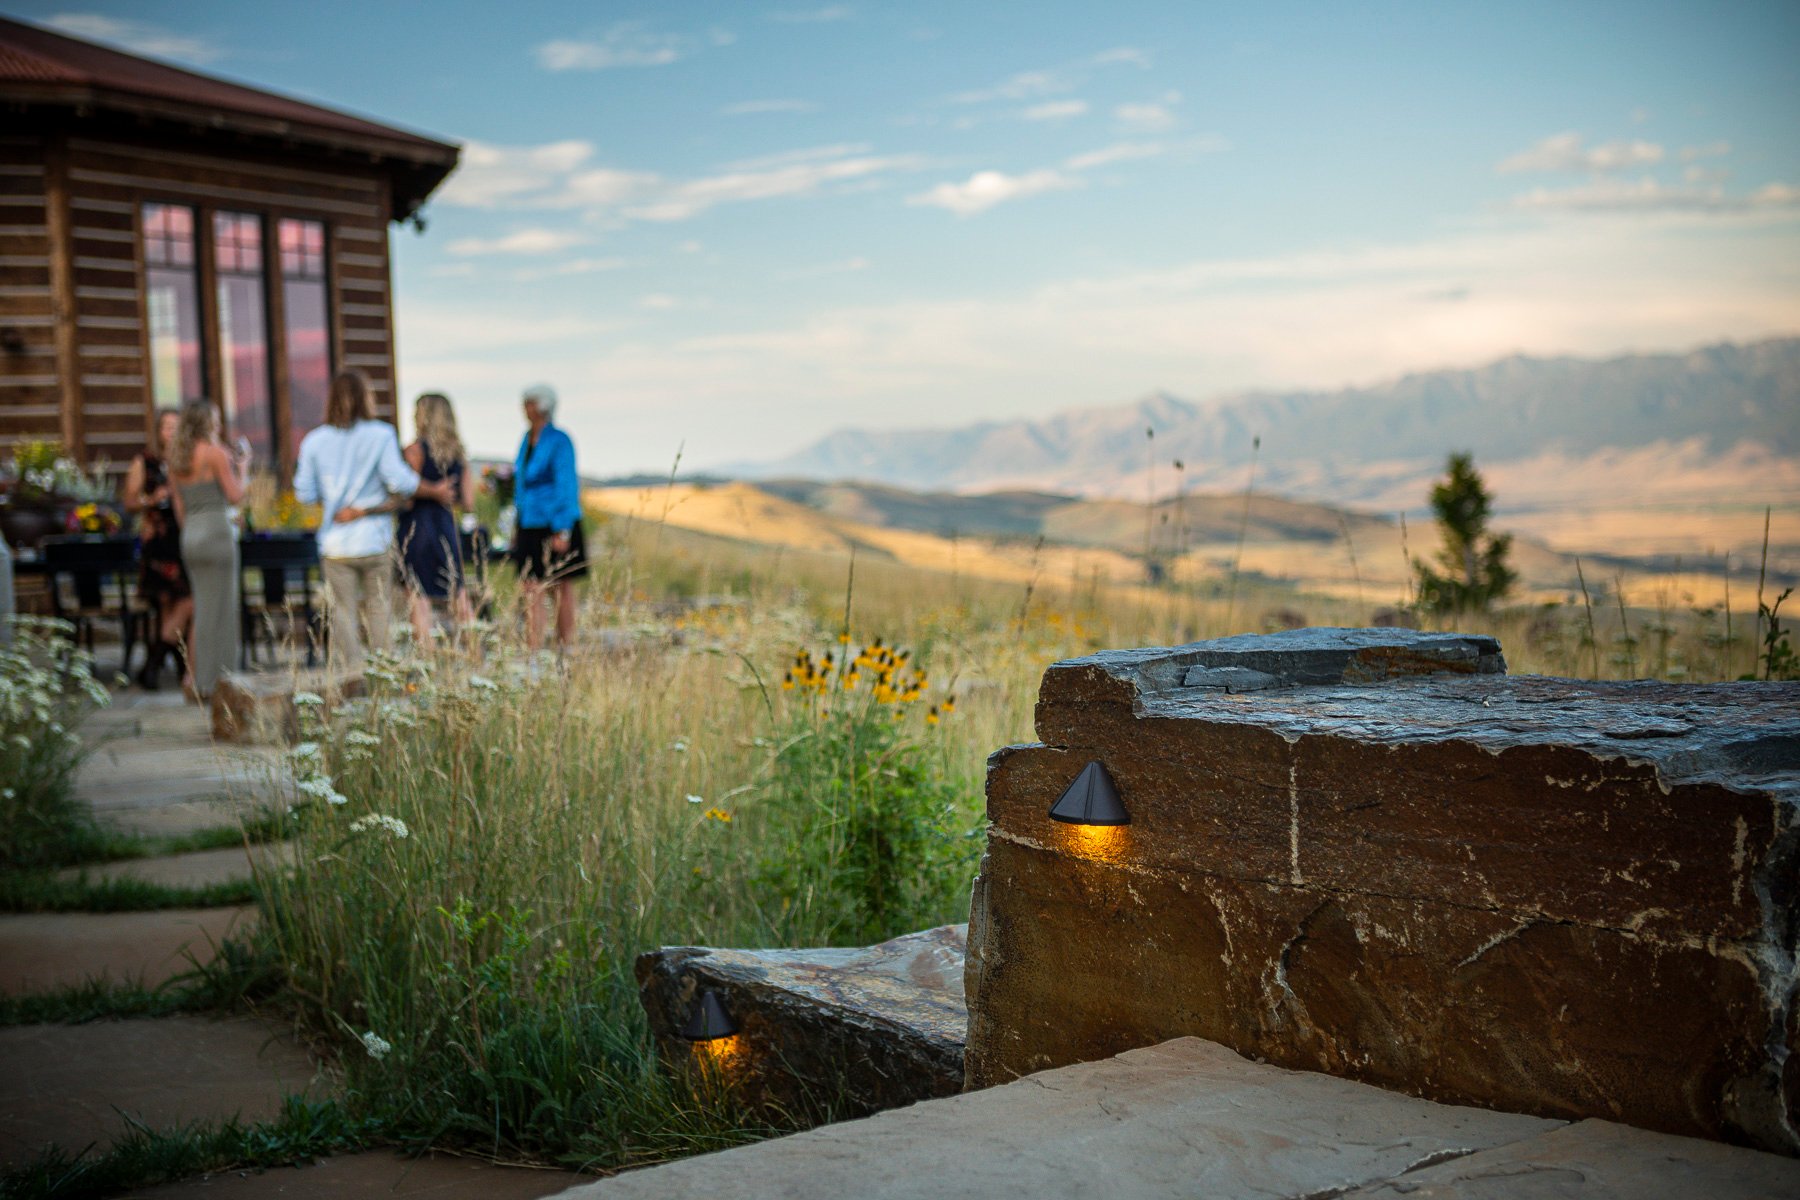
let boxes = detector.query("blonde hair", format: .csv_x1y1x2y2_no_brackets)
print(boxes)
414,392,464,472
168,399,217,476
326,370,375,429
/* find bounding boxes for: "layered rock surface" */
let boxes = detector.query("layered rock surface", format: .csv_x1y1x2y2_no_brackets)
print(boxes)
553,1037,1800,1199
967,628,1800,1154
637,924,966,1119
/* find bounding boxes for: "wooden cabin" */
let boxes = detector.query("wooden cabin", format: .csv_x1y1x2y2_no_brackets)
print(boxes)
0,16,458,478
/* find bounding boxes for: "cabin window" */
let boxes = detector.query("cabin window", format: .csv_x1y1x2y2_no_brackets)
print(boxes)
213,211,274,466
279,218,331,457
142,203,204,408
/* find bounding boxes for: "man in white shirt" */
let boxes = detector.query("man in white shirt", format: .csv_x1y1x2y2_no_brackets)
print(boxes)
294,371,451,668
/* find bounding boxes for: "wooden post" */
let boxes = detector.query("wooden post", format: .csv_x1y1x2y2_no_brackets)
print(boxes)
264,214,293,481
196,201,224,428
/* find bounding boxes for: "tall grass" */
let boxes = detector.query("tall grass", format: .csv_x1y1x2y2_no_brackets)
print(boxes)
253,584,989,1167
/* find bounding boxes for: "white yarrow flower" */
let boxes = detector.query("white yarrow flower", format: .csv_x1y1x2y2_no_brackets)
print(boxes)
686,794,704,804
296,775,349,806
349,814,410,840
467,674,499,693
360,1031,392,1059
345,730,380,747
294,691,325,707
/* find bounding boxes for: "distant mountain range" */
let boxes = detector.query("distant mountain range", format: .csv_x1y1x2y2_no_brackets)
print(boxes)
725,339,1800,525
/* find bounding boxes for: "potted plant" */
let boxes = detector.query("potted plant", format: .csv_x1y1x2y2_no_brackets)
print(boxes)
0,440,118,550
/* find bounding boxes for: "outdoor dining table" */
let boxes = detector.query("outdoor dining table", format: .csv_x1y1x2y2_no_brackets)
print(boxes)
10,532,325,670
10,525,502,669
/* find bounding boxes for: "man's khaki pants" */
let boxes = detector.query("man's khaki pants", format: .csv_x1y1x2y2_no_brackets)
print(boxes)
322,554,394,670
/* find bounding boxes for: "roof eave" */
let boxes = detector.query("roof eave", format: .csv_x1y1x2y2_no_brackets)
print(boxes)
0,83,459,219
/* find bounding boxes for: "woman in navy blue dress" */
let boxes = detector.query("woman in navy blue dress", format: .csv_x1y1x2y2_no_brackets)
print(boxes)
396,393,475,644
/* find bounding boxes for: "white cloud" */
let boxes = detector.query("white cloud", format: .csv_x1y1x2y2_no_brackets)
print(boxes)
1093,47,1151,68
438,141,598,209
639,293,681,310
907,169,1082,217
951,47,1154,106
777,256,871,280
445,229,587,257
535,23,691,70
626,152,926,222
44,12,223,64
1065,142,1164,171
436,139,921,224
1497,132,1664,174
1511,176,1800,215
721,98,819,116
1679,141,1732,162
1022,100,1089,122
554,168,664,208
768,5,852,21
677,240,704,254
1115,99,1178,130
953,70,1067,104
512,257,628,282
722,144,872,171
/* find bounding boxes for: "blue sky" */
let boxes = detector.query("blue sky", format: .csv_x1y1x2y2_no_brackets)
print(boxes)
14,1,1800,473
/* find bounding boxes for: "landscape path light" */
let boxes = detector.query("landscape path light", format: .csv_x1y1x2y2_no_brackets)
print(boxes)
680,988,739,1041
1048,760,1130,826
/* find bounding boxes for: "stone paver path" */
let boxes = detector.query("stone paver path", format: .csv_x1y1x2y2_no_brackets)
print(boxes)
76,692,286,838
1,676,584,1195
0,1016,321,1163
58,843,293,888
0,907,254,995
125,1152,583,1198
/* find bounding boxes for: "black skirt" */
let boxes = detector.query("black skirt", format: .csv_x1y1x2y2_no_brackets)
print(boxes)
510,523,589,582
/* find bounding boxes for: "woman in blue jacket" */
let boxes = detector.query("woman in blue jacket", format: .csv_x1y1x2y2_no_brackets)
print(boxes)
511,383,586,651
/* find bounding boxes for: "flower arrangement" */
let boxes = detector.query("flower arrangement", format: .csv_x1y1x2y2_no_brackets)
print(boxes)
0,440,114,507
480,463,515,505
69,502,123,536
242,473,322,533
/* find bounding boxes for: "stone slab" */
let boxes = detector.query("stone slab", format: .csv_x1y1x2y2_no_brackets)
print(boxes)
964,836,1775,1144
0,907,254,994
55,844,292,889
978,633,1800,1153
122,1152,584,1198
553,1037,1567,1200
0,1016,321,1166
1343,1118,1800,1199
638,925,966,1119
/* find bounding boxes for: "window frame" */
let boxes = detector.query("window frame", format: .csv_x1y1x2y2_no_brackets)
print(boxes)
136,198,338,480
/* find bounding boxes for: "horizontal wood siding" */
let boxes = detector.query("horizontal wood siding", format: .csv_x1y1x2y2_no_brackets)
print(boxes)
334,218,395,416
70,137,398,455
0,143,58,455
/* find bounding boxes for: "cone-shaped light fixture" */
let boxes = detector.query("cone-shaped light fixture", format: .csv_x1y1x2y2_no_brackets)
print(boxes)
680,989,738,1040
1048,760,1130,825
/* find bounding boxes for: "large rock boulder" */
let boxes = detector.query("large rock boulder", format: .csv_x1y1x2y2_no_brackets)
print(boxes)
637,924,966,1121
967,627,1800,1155
209,672,299,745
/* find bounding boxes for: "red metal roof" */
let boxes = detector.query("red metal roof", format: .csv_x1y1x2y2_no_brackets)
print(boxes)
0,15,458,213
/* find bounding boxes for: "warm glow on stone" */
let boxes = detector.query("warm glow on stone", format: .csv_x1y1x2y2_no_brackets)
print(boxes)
1059,822,1131,865
692,1033,746,1072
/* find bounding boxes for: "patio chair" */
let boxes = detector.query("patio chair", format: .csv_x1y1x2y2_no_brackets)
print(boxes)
40,535,150,672
239,536,325,668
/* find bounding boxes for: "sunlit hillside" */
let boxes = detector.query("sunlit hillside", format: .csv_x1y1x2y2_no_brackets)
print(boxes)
586,479,1790,616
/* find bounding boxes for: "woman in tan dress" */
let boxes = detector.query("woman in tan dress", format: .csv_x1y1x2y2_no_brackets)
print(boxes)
168,400,248,699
